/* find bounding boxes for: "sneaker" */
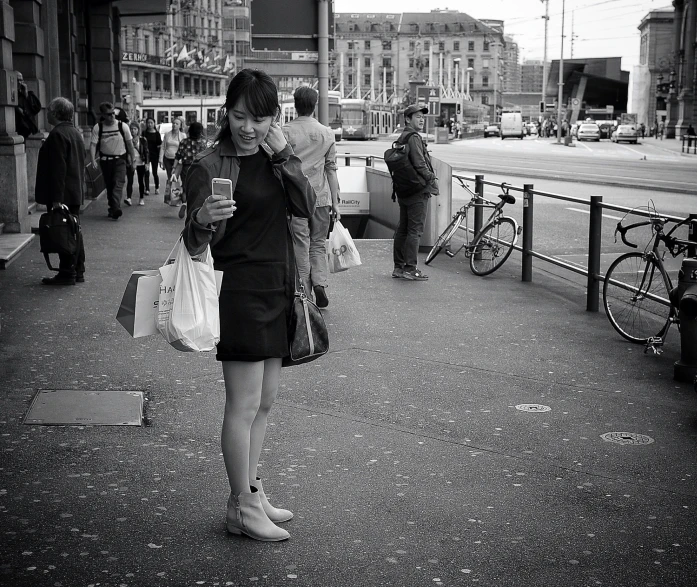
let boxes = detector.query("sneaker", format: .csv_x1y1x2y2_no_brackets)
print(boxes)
392,267,405,279
124,197,132,206
154,187,159,195
178,203,187,219
139,198,145,206
108,209,122,220
144,189,150,195
402,268,429,281
313,285,329,308
42,275,75,286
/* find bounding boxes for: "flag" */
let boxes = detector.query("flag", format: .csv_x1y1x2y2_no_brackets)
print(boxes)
164,43,177,57
176,45,189,63
223,55,233,72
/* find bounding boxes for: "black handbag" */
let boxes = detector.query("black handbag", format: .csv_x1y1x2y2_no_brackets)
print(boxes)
38,207,80,271
284,218,329,366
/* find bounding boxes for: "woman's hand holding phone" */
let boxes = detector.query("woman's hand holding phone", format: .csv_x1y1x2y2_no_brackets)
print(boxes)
196,193,236,226
264,121,288,155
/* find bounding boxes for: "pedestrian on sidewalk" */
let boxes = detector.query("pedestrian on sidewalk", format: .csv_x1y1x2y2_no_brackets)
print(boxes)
35,97,86,285
172,121,207,219
181,69,315,542
125,122,150,206
391,104,439,281
89,102,136,220
143,117,162,195
160,116,186,194
282,85,341,307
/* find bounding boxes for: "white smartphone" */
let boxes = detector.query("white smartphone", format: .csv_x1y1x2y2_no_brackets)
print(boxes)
211,178,233,200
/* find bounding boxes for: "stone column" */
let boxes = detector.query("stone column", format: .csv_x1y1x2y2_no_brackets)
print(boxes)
0,0,29,233
42,0,59,99
676,0,696,135
666,0,685,138
11,0,46,206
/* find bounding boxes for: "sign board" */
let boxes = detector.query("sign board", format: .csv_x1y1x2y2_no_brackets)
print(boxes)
621,113,637,125
250,0,333,52
416,86,441,118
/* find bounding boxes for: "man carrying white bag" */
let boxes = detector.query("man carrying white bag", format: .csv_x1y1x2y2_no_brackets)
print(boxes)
327,220,362,273
116,239,222,352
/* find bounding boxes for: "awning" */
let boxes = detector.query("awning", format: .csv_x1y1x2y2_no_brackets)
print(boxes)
90,0,169,23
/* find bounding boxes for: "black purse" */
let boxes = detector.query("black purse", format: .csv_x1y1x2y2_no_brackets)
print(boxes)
38,207,80,271
284,218,329,366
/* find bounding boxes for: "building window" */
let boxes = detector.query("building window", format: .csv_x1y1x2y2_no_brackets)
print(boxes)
424,40,430,51
438,41,444,51
468,41,474,51
364,40,370,49
364,73,371,86
409,40,415,50
468,58,474,68
482,95,489,105
469,77,474,89
454,41,460,51
347,74,354,86
142,71,151,90
348,56,354,67
382,40,391,50
383,57,391,68
155,73,161,92
482,76,489,87
386,73,393,86
409,58,414,68
348,41,354,50
483,58,490,68
484,40,490,51
364,56,371,68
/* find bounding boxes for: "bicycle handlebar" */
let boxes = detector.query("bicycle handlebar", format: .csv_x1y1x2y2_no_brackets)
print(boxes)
614,221,646,248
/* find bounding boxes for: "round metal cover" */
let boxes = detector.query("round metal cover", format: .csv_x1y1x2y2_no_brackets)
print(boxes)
600,432,654,446
515,404,551,413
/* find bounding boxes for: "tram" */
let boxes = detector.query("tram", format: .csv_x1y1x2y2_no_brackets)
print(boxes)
340,99,394,140
279,90,343,141
140,96,225,137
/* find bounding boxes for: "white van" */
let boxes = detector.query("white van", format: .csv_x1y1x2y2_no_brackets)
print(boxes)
500,112,525,140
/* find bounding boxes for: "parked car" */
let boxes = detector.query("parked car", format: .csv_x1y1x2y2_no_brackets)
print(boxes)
386,128,430,142
483,124,500,138
577,123,601,142
597,121,615,139
611,125,639,144
525,123,538,135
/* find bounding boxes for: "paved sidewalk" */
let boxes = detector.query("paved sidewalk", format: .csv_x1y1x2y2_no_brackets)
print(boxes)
1,190,696,587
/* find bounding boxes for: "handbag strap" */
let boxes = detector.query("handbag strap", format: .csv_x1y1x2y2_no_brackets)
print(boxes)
285,216,306,297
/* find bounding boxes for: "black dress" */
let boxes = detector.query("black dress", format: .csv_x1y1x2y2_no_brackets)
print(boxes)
215,149,289,362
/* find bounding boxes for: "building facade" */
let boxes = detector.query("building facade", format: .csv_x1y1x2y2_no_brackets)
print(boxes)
502,35,521,93
333,10,505,124
521,59,546,93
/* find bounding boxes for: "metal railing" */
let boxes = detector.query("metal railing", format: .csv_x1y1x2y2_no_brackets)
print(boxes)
681,134,697,154
336,153,697,312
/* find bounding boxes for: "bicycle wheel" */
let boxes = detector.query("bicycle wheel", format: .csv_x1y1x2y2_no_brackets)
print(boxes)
603,252,672,344
469,217,517,276
425,213,464,265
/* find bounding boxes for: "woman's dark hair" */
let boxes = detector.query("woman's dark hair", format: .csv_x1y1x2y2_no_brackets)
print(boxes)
188,121,203,140
293,86,318,117
145,117,156,129
215,69,279,142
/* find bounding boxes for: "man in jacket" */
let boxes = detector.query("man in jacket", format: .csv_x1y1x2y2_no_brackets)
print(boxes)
392,104,439,281
283,86,341,307
35,97,86,286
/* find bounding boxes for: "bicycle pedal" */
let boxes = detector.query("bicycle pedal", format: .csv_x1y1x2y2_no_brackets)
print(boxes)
445,249,456,258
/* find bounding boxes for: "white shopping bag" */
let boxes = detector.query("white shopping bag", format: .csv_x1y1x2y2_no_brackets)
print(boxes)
327,220,362,273
157,239,221,352
116,270,162,338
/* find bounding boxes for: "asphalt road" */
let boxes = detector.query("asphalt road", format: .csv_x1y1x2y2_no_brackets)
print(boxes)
338,135,697,194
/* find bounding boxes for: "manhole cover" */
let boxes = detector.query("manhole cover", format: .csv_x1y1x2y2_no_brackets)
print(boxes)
600,432,654,446
24,390,143,426
515,404,551,413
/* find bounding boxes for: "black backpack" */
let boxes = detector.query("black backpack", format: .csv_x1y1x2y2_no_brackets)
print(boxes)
383,130,429,202
38,207,80,271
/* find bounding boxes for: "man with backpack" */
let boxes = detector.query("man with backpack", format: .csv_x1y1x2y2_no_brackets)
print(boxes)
89,102,136,220
385,104,439,281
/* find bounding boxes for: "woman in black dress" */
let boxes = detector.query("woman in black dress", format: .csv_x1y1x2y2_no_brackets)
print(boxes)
142,117,162,194
182,70,315,542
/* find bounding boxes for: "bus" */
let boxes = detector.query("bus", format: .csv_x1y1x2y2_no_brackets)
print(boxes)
340,99,394,140
140,96,225,139
279,90,343,142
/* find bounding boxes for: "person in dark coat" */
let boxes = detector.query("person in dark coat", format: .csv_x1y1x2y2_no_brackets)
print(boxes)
182,69,315,542
15,71,41,139
35,97,86,285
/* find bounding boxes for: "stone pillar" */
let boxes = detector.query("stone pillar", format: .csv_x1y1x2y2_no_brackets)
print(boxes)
666,0,685,138
11,0,46,205
676,0,696,135
88,1,117,115
0,0,30,233
42,0,59,99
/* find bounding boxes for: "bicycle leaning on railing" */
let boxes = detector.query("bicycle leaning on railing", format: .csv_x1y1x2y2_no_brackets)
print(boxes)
425,178,521,276
603,209,694,354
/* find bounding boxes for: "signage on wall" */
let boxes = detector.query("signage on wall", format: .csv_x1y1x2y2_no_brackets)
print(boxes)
122,52,149,63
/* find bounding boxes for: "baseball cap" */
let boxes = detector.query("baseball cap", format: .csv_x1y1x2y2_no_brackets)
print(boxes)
404,104,428,118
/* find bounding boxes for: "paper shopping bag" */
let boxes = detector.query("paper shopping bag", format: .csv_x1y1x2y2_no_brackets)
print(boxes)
327,221,362,273
116,270,162,338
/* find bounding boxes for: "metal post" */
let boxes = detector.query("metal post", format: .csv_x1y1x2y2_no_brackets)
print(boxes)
345,156,351,166
587,195,603,312
688,213,697,258
317,0,329,126
522,184,534,282
541,0,549,122
474,174,484,235
366,156,373,167
556,0,566,144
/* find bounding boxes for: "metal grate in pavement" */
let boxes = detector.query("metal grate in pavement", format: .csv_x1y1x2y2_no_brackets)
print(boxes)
23,390,143,426
600,432,654,446
515,404,551,413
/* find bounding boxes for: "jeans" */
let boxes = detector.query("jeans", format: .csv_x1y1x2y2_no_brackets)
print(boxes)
100,158,127,213
126,165,149,198
393,196,428,272
57,204,85,279
291,205,331,292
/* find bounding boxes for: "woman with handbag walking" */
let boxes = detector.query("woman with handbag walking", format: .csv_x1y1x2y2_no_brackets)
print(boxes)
182,69,315,542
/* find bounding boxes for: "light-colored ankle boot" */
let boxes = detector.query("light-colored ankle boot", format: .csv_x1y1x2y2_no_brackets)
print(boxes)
226,487,290,541
251,477,294,523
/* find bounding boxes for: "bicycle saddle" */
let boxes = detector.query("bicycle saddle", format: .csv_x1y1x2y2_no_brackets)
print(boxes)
499,194,516,205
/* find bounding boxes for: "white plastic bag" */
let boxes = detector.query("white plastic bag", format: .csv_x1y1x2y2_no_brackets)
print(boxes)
157,239,220,352
327,220,362,273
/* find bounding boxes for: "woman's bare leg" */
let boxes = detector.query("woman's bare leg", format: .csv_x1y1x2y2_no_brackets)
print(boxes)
248,358,282,482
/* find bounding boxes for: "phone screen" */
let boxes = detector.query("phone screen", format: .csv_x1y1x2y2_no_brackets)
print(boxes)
212,179,233,200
